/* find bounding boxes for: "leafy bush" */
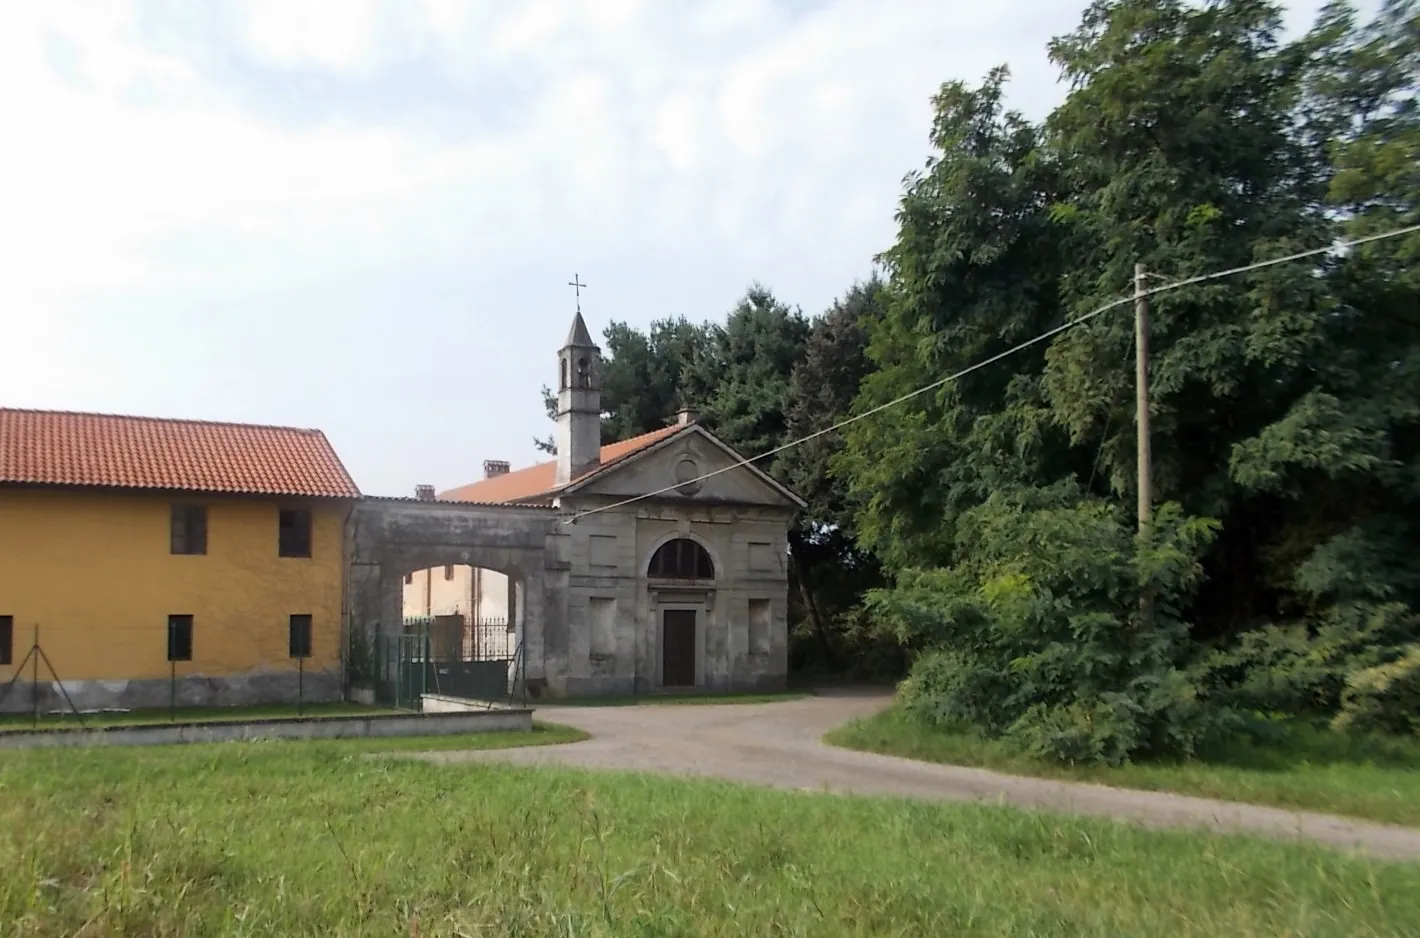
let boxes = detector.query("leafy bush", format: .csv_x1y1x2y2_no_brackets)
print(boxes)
1333,644,1420,736
1193,602,1420,717
874,484,1220,765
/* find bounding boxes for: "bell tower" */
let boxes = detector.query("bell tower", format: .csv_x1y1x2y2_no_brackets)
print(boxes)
556,311,601,486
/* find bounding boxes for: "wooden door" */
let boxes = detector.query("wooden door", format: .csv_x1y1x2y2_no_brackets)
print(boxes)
661,610,697,687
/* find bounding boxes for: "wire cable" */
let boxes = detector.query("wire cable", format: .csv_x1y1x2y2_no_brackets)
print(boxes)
564,221,1420,524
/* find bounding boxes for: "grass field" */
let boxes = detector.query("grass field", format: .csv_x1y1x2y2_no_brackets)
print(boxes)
826,705,1420,827
0,702,395,732
1,731,1418,936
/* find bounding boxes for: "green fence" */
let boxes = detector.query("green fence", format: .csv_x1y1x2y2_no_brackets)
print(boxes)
352,619,525,710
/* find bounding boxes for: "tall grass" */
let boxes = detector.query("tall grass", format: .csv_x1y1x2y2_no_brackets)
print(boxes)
827,705,1420,826
1,733,1416,936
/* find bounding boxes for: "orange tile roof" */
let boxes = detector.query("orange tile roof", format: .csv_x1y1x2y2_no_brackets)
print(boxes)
0,408,361,498
440,424,684,504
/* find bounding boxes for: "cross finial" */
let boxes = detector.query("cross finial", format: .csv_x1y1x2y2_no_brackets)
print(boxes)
568,274,586,314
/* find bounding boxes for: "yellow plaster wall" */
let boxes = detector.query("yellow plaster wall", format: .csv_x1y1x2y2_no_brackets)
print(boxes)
0,487,349,684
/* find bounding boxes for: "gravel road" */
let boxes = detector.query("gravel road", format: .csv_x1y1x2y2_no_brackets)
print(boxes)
405,687,1420,862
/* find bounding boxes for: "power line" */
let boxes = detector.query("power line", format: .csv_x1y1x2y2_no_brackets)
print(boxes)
564,221,1420,524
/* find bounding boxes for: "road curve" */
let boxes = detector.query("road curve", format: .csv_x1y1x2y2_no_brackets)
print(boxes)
404,687,1420,862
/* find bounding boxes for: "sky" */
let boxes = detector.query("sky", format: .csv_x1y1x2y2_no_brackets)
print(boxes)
0,0,1348,497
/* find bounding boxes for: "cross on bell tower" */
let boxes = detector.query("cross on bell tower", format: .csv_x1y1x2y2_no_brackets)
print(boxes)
568,273,586,314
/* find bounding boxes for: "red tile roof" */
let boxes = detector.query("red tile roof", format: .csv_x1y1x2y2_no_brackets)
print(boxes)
0,408,361,498
440,425,684,504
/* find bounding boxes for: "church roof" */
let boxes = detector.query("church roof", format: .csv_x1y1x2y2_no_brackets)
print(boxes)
563,312,596,348
438,424,683,505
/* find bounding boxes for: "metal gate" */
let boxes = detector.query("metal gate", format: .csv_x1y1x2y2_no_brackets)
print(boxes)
379,615,524,709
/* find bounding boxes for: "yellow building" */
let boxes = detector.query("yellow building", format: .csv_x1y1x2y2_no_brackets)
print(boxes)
0,408,361,712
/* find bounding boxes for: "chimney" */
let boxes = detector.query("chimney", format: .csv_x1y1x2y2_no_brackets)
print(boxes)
483,460,510,479
676,406,700,426
414,484,436,501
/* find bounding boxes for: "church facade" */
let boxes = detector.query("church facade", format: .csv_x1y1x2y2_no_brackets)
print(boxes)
423,311,805,696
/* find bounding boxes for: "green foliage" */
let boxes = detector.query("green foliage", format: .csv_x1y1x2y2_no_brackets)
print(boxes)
600,317,717,442
781,279,890,672
346,622,377,688
1335,643,1420,734
836,0,1420,757
1192,602,1420,716
688,284,811,474
836,66,1066,572
1228,390,1395,496
781,277,882,532
876,488,1219,764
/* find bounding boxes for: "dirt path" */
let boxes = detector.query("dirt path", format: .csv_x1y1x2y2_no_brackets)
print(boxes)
409,688,1420,862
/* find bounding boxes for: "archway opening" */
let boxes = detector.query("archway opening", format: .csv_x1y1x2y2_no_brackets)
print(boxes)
401,563,519,661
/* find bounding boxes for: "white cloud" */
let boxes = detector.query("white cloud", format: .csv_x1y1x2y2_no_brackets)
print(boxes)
235,0,390,75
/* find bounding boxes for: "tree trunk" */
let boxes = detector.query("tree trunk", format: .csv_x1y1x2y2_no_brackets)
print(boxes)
790,547,838,670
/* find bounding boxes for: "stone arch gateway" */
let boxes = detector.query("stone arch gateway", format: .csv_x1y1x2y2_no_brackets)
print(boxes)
346,498,570,698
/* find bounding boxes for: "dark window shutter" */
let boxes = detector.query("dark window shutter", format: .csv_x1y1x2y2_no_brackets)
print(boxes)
167,615,193,662
289,614,313,658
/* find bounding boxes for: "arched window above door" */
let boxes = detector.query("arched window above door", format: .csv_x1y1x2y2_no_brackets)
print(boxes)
647,538,715,580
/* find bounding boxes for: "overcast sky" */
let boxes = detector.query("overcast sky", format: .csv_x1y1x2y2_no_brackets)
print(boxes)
1,0,1345,496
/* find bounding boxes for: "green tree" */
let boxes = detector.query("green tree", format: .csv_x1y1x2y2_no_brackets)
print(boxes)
1040,0,1335,636
688,285,811,473
780,279,888,671
836,66,1067,572
837,0,1420,760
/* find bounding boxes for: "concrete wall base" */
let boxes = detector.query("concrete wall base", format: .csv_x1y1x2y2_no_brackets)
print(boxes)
0,708,534,749
0,673,343,714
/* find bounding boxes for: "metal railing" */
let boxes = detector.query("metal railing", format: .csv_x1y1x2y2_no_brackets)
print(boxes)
372,617,526,710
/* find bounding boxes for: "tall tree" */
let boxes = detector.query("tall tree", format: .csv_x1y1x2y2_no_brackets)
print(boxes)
688,285,811,475
835,66,1067,572
779,279,887,669
1041,0,1335,636
781,278,883,533
837,0,1420,759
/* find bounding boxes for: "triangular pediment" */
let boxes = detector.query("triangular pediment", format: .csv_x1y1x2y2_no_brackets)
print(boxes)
560,425,803,510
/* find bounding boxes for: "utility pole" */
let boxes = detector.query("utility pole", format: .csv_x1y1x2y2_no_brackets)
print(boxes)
1135,262,1155,630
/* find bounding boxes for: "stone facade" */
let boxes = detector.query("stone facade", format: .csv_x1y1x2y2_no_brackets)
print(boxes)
347,432,799,699
553,439,797,696
347,312,804,700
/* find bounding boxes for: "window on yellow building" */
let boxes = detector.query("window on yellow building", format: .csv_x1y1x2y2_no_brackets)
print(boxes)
278,509,312,558
444,565,454,580
0,615,12,666
289,614,313,659
167,614,193,662
405,572,414,584
170,505,207,555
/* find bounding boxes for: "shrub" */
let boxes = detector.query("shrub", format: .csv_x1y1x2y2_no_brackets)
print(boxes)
876,484,1220,765
1193,602,1420,717
1333,644,1420,735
